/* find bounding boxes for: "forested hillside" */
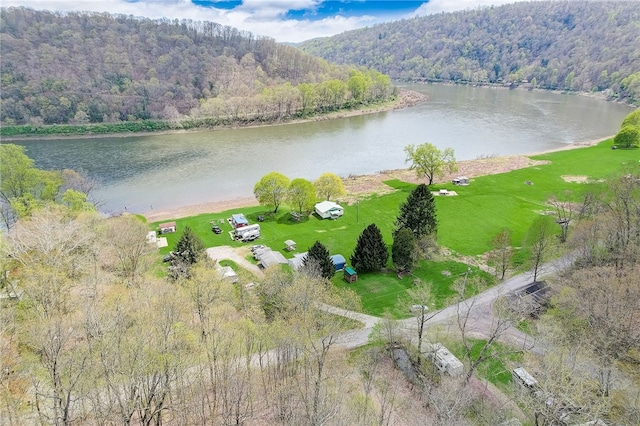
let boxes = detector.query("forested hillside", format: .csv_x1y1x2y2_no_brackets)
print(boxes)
300,1,640,103
0,8,393,127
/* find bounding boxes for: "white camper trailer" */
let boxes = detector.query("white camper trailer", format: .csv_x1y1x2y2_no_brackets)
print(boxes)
234,223,260,239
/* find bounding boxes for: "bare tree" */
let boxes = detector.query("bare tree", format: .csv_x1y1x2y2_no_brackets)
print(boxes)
455,274,530,384
524,216,556,283
517,347,609,426
101,215,155,285
553,265,640,397
548,191,580,243
487,227,513,280
403,280,437,357
425,377,478,426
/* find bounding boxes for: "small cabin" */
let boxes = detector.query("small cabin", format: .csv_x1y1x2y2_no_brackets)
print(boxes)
315,201,344,219
344,267,358,283
452,176,469,186
158,221,177,234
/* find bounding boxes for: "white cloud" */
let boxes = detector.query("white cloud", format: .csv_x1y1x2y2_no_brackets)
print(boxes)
412,0,538,16
2,0,360,42
2,0,536,42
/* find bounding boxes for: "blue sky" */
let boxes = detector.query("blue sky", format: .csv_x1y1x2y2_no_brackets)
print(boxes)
4,1,529,42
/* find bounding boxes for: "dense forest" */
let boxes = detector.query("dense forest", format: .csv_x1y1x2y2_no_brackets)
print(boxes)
300,1,640,104
0,8,393,128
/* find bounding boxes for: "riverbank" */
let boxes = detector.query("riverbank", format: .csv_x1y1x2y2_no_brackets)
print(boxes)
1,89,427,141
142,137,610,223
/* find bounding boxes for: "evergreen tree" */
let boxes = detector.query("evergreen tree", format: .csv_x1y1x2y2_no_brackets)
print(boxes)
392,227,417,273
174,226,205,265
351,223,389,272
303,240,335,280
394,183,437,240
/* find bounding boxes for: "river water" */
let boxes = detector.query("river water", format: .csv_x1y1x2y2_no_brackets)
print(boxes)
9,84,634,215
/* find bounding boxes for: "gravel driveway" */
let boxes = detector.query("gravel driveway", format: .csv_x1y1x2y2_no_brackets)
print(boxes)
206,245,264,277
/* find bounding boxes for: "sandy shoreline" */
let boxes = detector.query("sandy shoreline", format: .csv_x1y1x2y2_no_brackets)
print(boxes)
141,136,611,223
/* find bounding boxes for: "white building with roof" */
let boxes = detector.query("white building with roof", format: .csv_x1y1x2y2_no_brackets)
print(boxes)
314,201,344,219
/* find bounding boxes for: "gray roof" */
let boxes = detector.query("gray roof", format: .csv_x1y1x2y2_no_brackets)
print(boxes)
258,250,288,268
288,252,308,271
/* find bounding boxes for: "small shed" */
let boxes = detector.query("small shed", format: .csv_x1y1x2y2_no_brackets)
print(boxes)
219,265,238,283
159,221,177,234
452,176,469,186
330,254,346,271
288,252,308,271
344,267,358,283
284,240,297,251
314,201,344,219
257,250,288,269
231,213,249,228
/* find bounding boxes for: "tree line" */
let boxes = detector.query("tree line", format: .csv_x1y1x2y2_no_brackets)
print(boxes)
0,7,394,130
300,1,640,104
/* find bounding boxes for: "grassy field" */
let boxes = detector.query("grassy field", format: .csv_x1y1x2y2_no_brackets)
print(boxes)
333,261,493,317
448,339,524,390
431,140,639,254
152,140,637,313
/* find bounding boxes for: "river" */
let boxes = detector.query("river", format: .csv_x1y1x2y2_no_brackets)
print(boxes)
9,84,634,216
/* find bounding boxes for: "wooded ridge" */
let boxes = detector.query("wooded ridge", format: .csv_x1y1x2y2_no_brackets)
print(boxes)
300,1,640,104
0,7,393,129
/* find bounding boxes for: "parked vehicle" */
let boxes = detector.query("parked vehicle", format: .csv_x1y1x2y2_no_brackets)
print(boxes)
241,230,260,242
234,223,260,238
212,225,222,234
163,252,175,262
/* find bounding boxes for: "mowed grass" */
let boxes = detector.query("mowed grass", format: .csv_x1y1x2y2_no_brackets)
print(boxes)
448,339,524,390
334,261,493,318
154,140,636,257
430,140,638,254
155,191,407,260
152,139,636,313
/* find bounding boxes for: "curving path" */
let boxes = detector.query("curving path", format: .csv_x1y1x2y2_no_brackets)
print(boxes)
208,245,574,354
206,245,264,277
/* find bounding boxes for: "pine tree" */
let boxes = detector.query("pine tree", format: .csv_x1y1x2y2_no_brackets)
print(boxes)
303,240,335,280
392,227,417,273
174,226,205,265
394,183,437,240
351,223,389,272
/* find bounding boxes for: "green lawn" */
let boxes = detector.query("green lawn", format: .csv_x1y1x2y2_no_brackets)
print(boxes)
155,140,637,257
448,339,524,390
152,139,636,314
333,260,494,317
155,192,408,259
433,140,638,254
